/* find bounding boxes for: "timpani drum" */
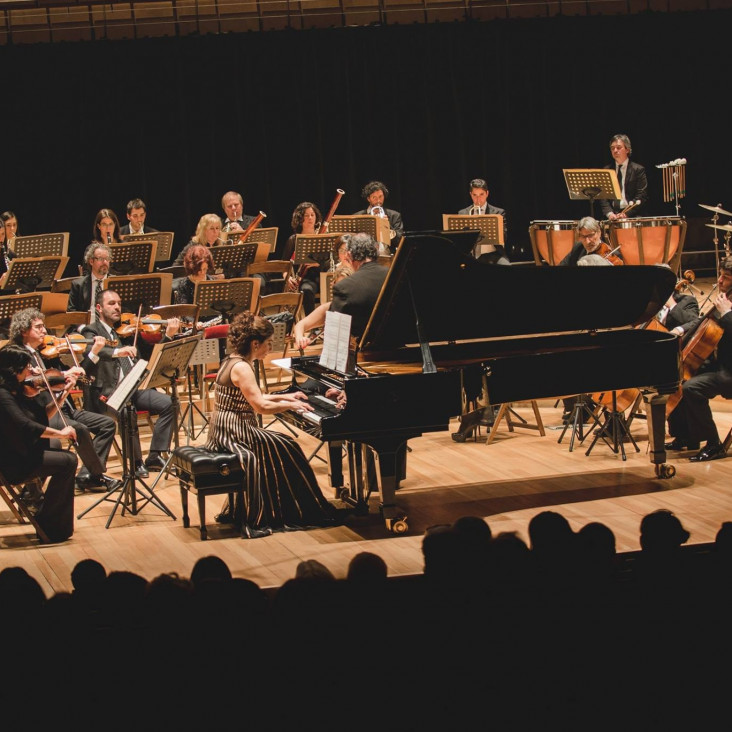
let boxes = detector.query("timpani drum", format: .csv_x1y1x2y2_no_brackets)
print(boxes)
529,220,578,266
605,216,687,269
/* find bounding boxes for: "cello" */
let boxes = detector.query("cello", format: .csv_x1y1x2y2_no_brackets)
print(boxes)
665,288,726,416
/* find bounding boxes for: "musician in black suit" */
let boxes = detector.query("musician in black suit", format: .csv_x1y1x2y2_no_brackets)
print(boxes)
119,198,159,236
9,307,120,495
354,181,404,251
666,257,732,462
67,242,113,317
599,134,648,221
458,178,510,265
80,289,178,478
221,190,259,234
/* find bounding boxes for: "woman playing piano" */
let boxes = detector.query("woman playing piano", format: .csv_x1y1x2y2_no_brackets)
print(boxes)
205,311,342,538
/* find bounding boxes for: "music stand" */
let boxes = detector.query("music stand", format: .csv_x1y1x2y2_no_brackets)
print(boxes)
293,234,342,274
108,240,157,275
0,292,44,337
76,358,175,528
193,276,261,321
2,256,69,293
122,232,175,262
563,168,621,218
180,336,219,442
104,273,174,310
328,215,392,247
442,215,504,257
140,333,202,493
12,232,69,258
210,241,268,279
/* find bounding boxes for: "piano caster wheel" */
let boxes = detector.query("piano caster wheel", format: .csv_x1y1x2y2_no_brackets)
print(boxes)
655,463,676,479
386,516,409,534
334,486,349,501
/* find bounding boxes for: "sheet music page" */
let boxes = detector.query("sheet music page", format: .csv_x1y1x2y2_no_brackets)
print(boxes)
319,311,352,373
106,358,148,413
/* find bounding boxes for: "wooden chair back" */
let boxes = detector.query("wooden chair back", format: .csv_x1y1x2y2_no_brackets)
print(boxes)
0,469,50,543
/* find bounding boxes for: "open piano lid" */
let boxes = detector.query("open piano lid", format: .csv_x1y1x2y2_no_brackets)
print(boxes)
359,230,677,353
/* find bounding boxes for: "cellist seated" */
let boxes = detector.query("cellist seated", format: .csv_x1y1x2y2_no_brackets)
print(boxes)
666,256,732,461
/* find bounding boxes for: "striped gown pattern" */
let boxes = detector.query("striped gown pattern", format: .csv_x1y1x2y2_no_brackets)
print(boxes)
205,356,337,538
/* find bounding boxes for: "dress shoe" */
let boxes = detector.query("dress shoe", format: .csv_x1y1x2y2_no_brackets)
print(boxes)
20,482,44,515
99,475,122,492
689,442,727,462
76,474,114,493
664,438,700,451
144,453,167,472
135,462,149,479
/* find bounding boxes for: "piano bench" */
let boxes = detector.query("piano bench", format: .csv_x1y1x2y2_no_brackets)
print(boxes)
171,446,243,540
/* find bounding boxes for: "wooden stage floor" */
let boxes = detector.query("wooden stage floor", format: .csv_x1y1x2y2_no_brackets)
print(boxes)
3,391,732,598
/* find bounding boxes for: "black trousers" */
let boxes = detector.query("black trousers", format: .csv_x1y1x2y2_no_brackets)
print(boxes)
28,448,77,542
50,404,116,478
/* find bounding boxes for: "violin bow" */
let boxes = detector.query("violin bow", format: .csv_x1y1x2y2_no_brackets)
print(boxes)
31,351,78,446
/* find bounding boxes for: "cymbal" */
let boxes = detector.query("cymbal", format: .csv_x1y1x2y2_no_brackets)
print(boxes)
705,223,732,232
699,203,732,216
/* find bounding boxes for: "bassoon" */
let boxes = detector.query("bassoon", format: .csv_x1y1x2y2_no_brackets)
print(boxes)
226,210,267,244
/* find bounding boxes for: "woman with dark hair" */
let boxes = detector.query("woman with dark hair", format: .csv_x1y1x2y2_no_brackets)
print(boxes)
92,208,122,245
204,311,340,538
282,201,323,315
0,345,77,543
1,210,18,253
173,244,216,304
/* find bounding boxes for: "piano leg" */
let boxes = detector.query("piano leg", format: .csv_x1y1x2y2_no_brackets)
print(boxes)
368,437,410,534
325,440,346,498
642,391,676,478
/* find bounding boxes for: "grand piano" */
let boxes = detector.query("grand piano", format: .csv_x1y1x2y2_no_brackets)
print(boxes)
280,230,682,534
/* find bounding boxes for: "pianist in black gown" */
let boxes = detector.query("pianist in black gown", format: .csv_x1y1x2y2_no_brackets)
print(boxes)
205,311,341,537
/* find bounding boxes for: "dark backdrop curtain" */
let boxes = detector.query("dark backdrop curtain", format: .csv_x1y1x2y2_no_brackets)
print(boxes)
1,10,729,271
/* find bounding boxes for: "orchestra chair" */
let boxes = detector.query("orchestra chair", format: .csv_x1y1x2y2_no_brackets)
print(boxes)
43,309,89,335
171,445,244,540
246,259,293,294
257,291,303,391
157,265,186,280
0,469,50,544
485,401,545,445
12,232,70,258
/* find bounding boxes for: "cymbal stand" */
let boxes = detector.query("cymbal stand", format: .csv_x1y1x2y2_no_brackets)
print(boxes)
557,394,602,452
584,393,640,460
709,210,722,279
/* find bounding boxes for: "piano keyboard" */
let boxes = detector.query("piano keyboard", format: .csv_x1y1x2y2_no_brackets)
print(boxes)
298,393,341,425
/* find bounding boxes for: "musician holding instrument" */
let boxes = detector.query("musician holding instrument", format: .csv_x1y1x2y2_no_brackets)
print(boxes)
171,214,229,272
68,242,113,318
9,308,120,495
221,190,260,235
599,134,648,221
282,201,324,315
80,289,177,478
0,344,77,543
558,216,623,267
666,256,732,462
458,178,510,265
92,208,123,245
172,244,217,305
120,197,159,236
354,181,404,250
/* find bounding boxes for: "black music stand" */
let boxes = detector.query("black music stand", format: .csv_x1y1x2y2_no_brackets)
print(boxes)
193,277,261,321
584,393,640,460
2,256,69,293
293,234,342,274
180,336,219,441
0,292,44,338
563,168,621,219
557,394,602,452
122,231,175,262
104,273,174,311
140,333,202,492
442,215,504,257
76,359,175,528
108,241,157,275
210,242,260,279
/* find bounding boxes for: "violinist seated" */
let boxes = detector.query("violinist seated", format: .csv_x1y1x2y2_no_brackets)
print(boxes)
9,307,121,496
80,288,177,478
558,216,622,267
665,256,732,462
0,345,78,543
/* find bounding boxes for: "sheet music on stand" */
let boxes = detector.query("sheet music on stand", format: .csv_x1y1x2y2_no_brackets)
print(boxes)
442,215,504,257
563,168,621,217
105,358,149,417
328,215,392,247
319,310,354,374
2,256,69,292
210,242,266,278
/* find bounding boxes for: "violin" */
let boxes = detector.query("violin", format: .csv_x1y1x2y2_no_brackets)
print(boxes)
40,334,115,358
594,242,624,266
116,313,168,337
23,367,66,396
